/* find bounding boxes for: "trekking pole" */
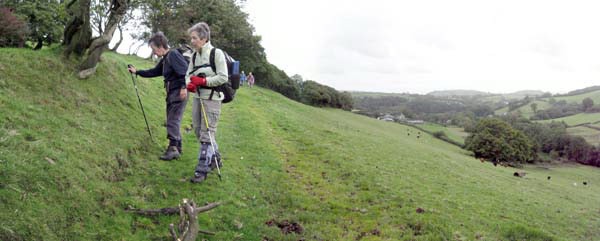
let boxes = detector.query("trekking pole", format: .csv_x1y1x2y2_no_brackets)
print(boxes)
127,64,154,141
200,98,222,181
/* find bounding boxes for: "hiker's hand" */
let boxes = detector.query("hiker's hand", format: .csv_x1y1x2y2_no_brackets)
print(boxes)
180,88,187,99
128,66,136,74
190,75,207,87
187,82,197,93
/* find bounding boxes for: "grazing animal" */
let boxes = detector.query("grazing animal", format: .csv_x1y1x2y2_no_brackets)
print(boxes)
583,181,588,185
547,176,551,180
513,172,526,177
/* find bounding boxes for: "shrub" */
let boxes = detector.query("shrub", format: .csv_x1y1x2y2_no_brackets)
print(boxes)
465,118,536,165
0,8,29,47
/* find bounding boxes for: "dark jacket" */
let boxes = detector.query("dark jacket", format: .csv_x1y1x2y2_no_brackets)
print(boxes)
137,50,188,92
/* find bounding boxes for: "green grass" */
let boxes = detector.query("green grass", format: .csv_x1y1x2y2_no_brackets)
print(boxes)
2,47,600,240
538,113,600,126
494,100,551,118
566,126,600,146
548,90,600,105
419,123,468,145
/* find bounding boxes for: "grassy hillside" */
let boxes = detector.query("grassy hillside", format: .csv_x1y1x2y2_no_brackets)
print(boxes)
2,48,600,240
494,100,551,118
538,112,600,126
549,90,600,105
567,126,600,146
418,123,468,146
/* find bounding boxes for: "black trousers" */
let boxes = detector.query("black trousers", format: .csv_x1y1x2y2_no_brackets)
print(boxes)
166,89,188,147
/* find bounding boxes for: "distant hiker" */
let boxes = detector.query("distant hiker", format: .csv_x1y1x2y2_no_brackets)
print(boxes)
247,72,255,87
127,32,188,161
240,71,246,86
185,22,227,183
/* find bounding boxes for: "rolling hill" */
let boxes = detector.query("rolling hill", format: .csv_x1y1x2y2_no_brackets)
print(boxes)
1,47,600,240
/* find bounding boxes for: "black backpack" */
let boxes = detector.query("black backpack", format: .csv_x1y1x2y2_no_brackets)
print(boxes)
189,48,240,103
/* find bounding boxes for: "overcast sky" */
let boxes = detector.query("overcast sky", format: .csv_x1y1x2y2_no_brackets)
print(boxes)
241,0,600,94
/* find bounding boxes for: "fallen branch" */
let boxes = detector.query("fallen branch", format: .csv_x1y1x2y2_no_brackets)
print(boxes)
128,199,221,241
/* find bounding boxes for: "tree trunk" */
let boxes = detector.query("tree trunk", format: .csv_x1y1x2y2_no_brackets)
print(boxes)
78,0,128,78
63,0,92,58
110,24,124,52
133,41,144,56
33,37,43,50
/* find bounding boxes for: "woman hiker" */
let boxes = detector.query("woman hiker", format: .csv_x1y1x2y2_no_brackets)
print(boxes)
185,22,228,183
247,72,255,87
128,32,188,161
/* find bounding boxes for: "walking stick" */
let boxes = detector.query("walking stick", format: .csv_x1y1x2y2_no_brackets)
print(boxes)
199,98,222,181
128,64,154,141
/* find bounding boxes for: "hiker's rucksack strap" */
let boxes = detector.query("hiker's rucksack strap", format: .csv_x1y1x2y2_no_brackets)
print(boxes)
209,48,217,74
188,49,217,76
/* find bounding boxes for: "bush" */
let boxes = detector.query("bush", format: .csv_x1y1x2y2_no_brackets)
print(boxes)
300,81,352,110
465,118,536,165
0,8,28,47
432,131,447,138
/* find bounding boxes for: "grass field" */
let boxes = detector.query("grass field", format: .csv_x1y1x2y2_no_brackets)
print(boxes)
538,112,600,126
548,90,600,106
566,126,600,146
418,123,468,145
494,100,551,118
1,47,600,240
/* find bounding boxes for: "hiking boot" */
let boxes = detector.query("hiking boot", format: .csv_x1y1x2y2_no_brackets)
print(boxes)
177,141,182,154
190,172,207,183
160,146,180,161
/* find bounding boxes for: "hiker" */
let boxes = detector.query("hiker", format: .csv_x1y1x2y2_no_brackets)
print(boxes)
240,71,246,87
127,32,188,161
247,72,255,87
185,22,228,183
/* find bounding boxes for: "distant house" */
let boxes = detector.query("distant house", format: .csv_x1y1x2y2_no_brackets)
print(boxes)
377,114,395,122
396,113,406,121
406,120,424,124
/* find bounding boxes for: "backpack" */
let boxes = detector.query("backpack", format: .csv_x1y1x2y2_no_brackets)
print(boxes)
175,44,194,63
189,48,240,103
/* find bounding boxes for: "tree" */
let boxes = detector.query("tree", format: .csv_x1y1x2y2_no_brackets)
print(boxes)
78,0,128,78
465,118,536,166
530,102,538,113
2,0,67,49
582,97,593,111
63,0,92,57
63,0,129,78
291,74,303,85
139,0,265,72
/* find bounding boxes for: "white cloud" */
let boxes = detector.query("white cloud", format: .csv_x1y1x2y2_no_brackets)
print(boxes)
244,0,600,94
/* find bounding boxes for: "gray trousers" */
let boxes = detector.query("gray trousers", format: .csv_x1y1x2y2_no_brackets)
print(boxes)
192,98,221,173
166,89,188,147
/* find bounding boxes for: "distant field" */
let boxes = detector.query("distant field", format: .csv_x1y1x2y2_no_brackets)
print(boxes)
494,100,551,118
538,112,600,126
567,126,600,146
588,123,600,129
516,100,551,118
418,123,468,145
350,91,411,98
494,106,510,116
547,90,600,105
